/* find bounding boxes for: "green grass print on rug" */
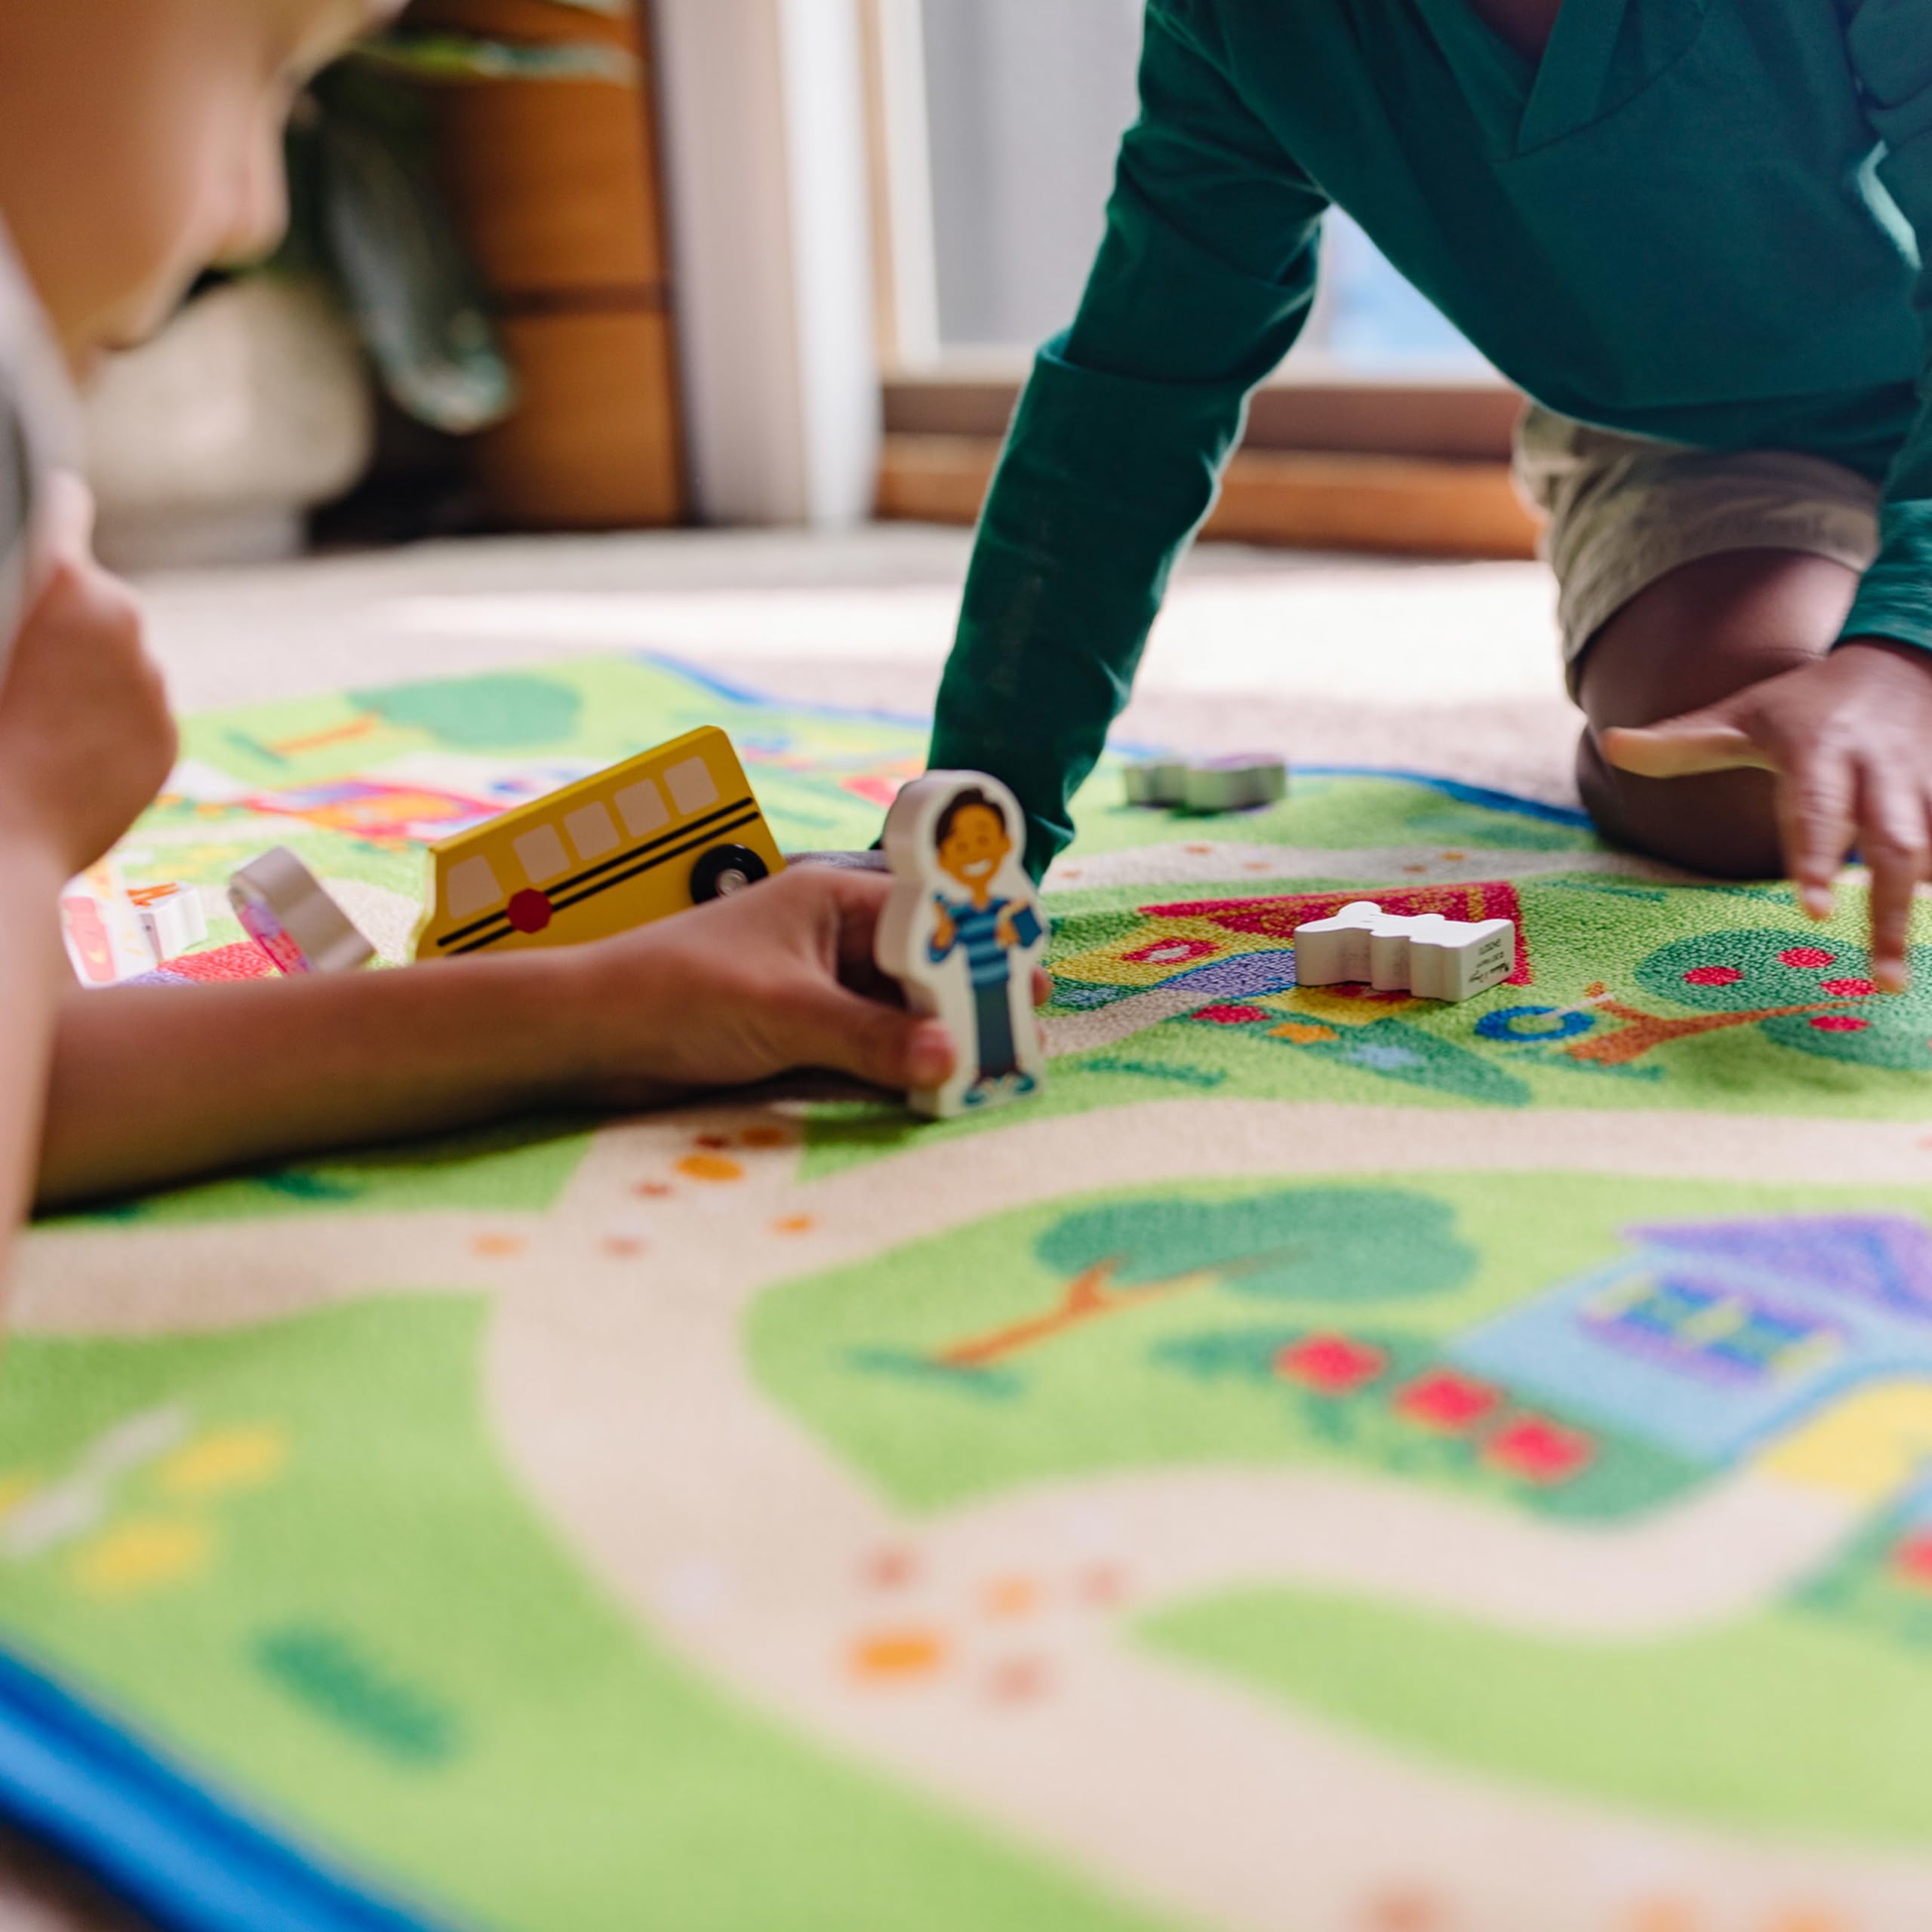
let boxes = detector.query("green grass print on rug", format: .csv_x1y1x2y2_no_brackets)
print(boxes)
749,1171,1932,1520
754,1166,1932,1843
66,1117,598,1231
1143,1589,1932,1846
801,872,1932,1180
17,650,1932,1923
0,1300,1176,1932
83,651,1625,1227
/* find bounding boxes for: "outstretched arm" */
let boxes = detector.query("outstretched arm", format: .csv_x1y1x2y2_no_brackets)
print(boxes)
37,867,960,1207
1604,0,1932,988
930,2,1329,878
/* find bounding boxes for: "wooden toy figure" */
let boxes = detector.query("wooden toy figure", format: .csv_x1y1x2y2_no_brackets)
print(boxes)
875,772,1048,1118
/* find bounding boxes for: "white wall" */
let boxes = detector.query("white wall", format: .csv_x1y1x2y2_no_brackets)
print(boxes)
653,0,881,527
918,0,1143,349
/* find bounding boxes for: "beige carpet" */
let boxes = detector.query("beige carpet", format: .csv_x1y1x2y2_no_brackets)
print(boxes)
135,525,1579,803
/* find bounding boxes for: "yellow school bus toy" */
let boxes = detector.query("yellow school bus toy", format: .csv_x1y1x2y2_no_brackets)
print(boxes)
413,727,786,961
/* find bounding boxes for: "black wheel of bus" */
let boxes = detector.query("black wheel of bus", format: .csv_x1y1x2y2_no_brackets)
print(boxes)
690,844,770,903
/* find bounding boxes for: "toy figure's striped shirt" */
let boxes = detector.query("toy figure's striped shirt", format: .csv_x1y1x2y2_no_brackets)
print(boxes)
931,896,1042,986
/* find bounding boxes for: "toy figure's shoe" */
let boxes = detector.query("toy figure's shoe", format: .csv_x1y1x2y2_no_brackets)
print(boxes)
963,1078,1003,1108
1011,1071,1038,1096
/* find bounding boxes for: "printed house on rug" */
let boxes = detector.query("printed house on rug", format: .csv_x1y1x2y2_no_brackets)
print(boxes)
1457,1217,1932,1483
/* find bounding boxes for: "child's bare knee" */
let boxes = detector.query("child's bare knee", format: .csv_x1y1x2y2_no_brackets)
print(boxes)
1576,728,1783,879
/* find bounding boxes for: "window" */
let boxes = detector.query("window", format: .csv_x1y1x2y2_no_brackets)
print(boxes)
514,824,571,886
1587,1275,1842,1386
565,801,621,861
616,778,670,838
444,855,501,922
862,0,1527,554
663,758,718,816
872,0,1488,381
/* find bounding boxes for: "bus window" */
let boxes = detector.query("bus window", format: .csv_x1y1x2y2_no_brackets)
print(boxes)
565,801,620,860
664,757,718,815
515,824,571,884
616,778,669,837
445,854,502,921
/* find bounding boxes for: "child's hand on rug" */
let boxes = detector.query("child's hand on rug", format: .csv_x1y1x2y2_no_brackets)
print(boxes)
0,475,175,878
1601,639,1932,992
561,865,1050,1106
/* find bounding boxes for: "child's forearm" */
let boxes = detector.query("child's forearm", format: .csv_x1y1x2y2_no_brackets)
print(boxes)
36,950,593,1208
0,844,73,1260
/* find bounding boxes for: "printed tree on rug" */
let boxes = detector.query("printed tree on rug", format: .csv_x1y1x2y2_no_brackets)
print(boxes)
352,674,585,750
932,1189,1474,1372
1571,931,1932,1070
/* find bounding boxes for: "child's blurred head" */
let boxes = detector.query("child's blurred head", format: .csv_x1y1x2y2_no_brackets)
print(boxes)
0,0,397,367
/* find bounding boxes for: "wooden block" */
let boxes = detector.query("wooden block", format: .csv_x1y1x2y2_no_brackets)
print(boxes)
875,773,1048,1119
1294,900,1515,1004
472,310,685,528
1123,759,1188,808
1411,915,1515,1002
1180,755,1288,813
229,849,376,977
131,883,210,962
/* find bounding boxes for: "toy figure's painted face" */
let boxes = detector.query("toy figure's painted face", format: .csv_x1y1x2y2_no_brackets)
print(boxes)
937,803,1011,891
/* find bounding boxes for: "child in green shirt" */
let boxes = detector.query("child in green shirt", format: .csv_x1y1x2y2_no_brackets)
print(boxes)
931,0,1932,990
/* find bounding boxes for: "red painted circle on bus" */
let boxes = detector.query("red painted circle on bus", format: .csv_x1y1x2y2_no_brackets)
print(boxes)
508,889,554,934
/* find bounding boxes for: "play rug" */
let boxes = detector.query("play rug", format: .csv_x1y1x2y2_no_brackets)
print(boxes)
6,653,1932,1932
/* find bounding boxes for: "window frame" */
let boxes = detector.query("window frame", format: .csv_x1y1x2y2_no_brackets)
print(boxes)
859,0,1519,469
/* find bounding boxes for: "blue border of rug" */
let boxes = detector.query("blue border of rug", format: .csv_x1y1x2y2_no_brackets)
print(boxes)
0,1647,457,1932
638,651,1595,831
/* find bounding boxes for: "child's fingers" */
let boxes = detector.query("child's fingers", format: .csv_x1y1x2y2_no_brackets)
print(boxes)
1776,749,1857,924
37,471,95,561
769,862,894,974
1600,709,1768,780
792,981,955,1093
1032,967,1052,1006
1855,761,1928,993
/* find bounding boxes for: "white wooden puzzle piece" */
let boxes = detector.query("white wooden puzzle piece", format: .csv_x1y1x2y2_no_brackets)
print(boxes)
875,771,1048,1119
134,884,209,964
229,848,375,977
1294,900,1515,1004
1123,760,1189,807
1180,755,1289,812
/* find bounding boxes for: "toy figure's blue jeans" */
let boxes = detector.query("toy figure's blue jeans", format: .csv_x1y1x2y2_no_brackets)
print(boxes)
974,977,1018,1080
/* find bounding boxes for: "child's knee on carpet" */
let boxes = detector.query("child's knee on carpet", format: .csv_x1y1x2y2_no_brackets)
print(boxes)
1575,727,1783,878
1572,549,1863,879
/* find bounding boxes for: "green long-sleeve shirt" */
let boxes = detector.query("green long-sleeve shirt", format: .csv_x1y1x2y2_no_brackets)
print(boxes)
930,0,1932,878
